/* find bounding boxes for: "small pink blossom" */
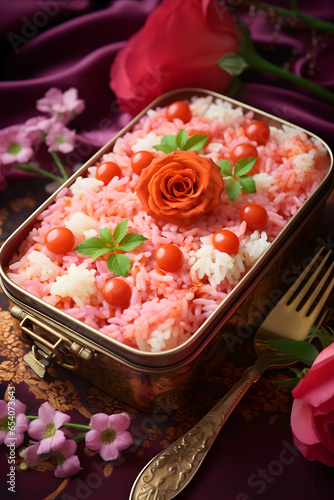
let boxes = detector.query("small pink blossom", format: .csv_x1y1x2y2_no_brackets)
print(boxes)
36,87,85,123
24,442,44,467
28,402,70,454
45,122,76,154
0,399,29,448
24,116,55,146
54,439,82,478
0,125,34,165
85,412,133,461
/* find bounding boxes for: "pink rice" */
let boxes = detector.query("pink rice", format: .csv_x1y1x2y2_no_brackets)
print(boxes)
7,96,330,352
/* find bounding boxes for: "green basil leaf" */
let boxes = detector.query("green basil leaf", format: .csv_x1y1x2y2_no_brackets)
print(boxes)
108,253,131,277
90,248,112,259
161,134,178,149
113,218,129,245
267,339,319,366
225,178,241,203
176,129,188,150
152,134,178,152
234,157,257,176
217,160,232,177
153,144,175,154
184,134,208,151
239,175,256,193
75,238,109,256
216,52,248,76
119,233,148,251
99,227,113,245
75,219,147,273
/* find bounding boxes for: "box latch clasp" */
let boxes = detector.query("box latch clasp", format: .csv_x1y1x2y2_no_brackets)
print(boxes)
10,306,94,377
23,345,54,379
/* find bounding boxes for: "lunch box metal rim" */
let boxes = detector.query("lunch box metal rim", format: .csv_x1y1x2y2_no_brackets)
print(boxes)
0,87,333,370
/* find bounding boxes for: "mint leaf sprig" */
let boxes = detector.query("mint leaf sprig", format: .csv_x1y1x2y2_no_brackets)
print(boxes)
153,129,208,154
75,218,147,277
217,157,257,203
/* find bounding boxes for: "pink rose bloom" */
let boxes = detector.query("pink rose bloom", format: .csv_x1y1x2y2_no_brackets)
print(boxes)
85,412,133,461
28,401,70,455
291,342,334,466
0,399,29,448
110,0,239,115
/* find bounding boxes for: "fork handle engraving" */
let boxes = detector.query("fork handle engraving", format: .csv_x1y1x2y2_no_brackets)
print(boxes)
130,363,264,500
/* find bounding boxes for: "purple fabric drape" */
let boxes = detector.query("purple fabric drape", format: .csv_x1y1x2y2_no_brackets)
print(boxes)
0,1,160,147
1,0,334,153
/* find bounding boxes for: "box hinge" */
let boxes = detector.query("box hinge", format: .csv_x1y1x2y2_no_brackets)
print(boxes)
10,306,94,377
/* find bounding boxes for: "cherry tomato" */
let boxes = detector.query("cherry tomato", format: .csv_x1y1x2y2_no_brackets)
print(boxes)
212,230,239,255
96,161,122,184
155,244,184,272
102,278,132,307
245,121,270,145
240,204,268,230
231,143,258,163
44,227,75,254
166,101,192,123
131,151,154,175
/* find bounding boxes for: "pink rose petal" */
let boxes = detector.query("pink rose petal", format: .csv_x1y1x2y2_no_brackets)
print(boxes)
291,399,319,445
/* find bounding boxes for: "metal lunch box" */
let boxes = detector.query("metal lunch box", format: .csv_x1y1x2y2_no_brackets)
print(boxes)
1,88,333,412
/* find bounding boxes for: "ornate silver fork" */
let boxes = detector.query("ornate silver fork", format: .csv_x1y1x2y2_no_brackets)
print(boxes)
129,247,334,500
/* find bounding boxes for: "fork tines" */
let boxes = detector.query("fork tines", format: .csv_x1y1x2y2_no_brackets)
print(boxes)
283,247,334,318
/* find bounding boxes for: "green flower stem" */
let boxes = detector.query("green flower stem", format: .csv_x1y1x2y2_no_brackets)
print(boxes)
26,416,91,431
72,433,88,443
50,151,69,181
245,1,334,33
61,423,91,431
14,163,64,183
246,46,334,105
238,22,334,106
